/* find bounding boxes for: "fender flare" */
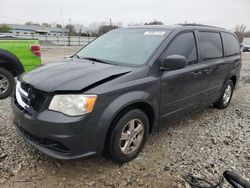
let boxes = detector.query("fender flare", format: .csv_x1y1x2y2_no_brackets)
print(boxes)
0,48,24,76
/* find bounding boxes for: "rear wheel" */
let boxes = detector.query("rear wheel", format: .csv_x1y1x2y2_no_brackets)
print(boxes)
108,109,149,163
214,80,234,109
0,68,15,99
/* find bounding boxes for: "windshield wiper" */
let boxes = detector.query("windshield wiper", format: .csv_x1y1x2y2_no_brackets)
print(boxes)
81,57,114,65
72,54,81,59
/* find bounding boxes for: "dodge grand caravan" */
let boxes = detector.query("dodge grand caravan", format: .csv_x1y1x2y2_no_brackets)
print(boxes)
12,25,241,163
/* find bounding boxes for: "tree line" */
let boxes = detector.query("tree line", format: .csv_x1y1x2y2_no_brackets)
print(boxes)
0,22,249,42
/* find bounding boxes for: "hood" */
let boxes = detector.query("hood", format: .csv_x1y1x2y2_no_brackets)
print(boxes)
20,59,132,92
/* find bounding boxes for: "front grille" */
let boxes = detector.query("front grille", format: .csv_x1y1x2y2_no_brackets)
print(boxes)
20,82,30,93
21,95,29,105
15,81,48,114
30,89,47,112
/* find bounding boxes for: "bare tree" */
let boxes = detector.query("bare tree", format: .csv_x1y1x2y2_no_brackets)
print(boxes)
56,24,62,28
145,20,164,25
127,22,144,27
234,24,247,43
98,25,119,36
25,21,34,25
88,22,99,36
116,22,123,27
42,23,51,28
245,31,250,38
50,22,62,28
24,21,40,26
74,24,88,35
65,24,77,35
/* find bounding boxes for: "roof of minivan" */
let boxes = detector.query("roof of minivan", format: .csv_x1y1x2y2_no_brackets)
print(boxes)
123,24,229,33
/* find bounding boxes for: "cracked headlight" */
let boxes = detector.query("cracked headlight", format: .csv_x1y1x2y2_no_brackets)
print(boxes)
49,94,97,116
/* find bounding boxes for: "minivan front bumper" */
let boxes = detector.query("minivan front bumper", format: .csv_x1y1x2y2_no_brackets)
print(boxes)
12,98,102,160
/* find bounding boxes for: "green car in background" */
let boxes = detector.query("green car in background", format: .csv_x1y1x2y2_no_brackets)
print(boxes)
0,37,42,99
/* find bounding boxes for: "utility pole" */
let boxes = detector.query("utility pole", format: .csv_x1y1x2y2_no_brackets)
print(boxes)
106,18,112,30
68,18,71,46
109,18,112,30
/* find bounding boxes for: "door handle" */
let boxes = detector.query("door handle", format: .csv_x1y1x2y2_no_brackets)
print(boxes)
192,71,202,78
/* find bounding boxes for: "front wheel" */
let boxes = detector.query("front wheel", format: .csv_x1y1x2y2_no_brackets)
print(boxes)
214,80,234,109
0,68,15,99
108,109,149,163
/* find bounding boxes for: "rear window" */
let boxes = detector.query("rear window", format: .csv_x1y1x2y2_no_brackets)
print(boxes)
222,33,240,56
199,32,223,61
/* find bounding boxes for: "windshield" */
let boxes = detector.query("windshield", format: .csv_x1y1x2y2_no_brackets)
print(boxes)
76,29,171,66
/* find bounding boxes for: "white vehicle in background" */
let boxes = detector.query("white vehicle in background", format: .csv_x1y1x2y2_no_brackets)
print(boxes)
242,44,250,52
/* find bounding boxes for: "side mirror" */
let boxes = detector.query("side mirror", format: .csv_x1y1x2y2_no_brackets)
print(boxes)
161,55,187,71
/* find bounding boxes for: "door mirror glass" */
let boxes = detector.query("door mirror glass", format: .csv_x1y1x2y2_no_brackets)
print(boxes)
161,55,187,70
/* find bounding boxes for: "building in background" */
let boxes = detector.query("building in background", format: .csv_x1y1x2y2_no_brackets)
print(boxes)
8,24,69,36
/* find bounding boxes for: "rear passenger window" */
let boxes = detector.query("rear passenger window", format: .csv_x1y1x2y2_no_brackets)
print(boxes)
164,32,197,65
199,32,223,61
222,33,240,56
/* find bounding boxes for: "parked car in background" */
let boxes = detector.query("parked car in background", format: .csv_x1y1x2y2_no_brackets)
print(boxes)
242,44,250,52
0,37,42,99
12,25,241,163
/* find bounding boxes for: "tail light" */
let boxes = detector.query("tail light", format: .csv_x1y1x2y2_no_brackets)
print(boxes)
30,45,41,58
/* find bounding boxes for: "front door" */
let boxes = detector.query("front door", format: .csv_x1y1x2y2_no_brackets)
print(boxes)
159,31,209,124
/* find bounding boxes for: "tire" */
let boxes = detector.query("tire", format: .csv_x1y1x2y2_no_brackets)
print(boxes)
108,109,149,163
214,80,234,109
0,68,15,99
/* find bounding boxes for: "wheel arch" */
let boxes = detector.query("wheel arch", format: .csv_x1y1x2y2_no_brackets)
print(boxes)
230,75,237,86
99,91,159,153
0,48,24,76
222,74,238,92
108,101,155,134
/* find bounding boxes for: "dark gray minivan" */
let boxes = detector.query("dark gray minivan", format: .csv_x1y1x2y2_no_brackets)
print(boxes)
12,25,241,163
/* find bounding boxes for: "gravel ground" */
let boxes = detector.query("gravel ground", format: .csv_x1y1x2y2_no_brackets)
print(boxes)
41,46,81,63
0,51,249,188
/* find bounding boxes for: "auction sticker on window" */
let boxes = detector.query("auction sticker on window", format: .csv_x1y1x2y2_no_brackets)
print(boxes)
144,31,166,36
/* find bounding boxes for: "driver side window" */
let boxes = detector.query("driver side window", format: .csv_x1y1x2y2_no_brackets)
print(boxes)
164,32,198,65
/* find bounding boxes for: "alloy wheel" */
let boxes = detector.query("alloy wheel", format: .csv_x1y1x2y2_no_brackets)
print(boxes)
0,74,9,95
119,119,144,155
222,84,232,106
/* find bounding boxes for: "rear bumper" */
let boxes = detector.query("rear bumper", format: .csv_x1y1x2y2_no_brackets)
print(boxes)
12,98,101,160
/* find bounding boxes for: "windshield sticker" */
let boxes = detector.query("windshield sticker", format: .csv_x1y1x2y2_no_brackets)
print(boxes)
144,31,166,36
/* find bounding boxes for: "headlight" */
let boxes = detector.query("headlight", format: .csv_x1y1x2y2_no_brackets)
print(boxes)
49,94,97,116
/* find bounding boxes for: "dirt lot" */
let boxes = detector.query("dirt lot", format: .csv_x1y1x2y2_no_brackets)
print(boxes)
0,48,249,188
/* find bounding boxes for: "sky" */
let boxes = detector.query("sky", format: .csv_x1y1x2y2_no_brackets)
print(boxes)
0,0,249,30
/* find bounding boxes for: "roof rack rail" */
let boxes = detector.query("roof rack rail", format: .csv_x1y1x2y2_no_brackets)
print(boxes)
179,24,225,30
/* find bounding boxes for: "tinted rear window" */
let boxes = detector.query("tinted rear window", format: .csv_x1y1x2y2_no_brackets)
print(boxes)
199,32,223,61
222,33,240,56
